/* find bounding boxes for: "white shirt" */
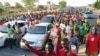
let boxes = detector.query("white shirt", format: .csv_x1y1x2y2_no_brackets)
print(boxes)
65,25,71,35
60,23,65,30
20,27,25,35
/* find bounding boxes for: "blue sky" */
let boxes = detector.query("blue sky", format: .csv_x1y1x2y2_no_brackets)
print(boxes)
0,0,96,7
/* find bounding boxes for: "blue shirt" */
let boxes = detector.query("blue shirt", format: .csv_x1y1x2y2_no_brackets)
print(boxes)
69,36,78,46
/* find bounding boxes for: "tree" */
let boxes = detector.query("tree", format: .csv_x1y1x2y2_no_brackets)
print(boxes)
93,0,100,9
47,1,51,5
51,3,57,9
15,2,23,8
0,2,4,14
0,2,3,8
59,0,67,8
0,8,4,13
22,0,36,9
22,0,37,14
4,2,11,9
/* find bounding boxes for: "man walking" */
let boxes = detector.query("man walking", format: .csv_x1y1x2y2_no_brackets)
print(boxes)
7,24,14,49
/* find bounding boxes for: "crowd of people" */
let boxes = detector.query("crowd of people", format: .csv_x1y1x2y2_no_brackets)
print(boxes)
6,21,23,49
1,10,100,56
22,11,100,56
4,12,60,49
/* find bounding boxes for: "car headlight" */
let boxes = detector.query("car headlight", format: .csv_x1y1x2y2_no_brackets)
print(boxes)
37,40,43,46
37,40,43,44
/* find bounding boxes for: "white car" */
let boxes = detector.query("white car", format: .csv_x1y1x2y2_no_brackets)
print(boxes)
0,25,8,47
83,11,97,19
0,20,28,47
40,15,55,23
20,23,52,50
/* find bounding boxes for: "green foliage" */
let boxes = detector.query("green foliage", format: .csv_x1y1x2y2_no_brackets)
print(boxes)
0,2,4,13
47,1,51,5
15,2,23,8
59,0,66,8
4,2,11,9
0,8,4,13
93,0,100,9
0,2,3,8
22,0,36,9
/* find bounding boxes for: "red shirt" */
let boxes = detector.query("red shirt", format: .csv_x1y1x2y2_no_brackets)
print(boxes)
29,47,56,56
34,19,39,24
55,26,61,31
98,34,100,41
86,33,100,52
29,33,56,56
59,48,73,56
68,15,72,19
0,22,4,25
29,34,74,56
55,38,74,56
29,18,32,25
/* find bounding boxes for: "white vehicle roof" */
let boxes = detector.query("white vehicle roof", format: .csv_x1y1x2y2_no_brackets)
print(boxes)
46,14,55,17
4,20,28,26
34,23,51,26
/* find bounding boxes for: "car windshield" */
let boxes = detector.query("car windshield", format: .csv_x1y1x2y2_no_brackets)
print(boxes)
41,16,53,23
0,25,8,33
85,12,92,14
28,26,46,34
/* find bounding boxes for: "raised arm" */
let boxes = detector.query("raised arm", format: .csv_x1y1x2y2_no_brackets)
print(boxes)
21,39,43,56
54,30,61,56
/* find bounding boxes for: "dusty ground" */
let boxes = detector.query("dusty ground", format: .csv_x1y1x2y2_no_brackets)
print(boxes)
78,44,86,56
